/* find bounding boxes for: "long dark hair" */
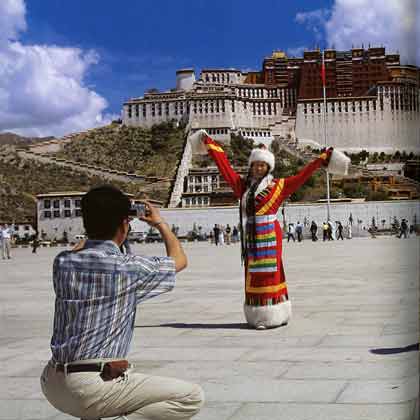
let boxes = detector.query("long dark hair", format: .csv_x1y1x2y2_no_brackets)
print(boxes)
239,169,267,265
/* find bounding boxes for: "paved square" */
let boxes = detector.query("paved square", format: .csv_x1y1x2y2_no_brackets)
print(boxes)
0,237,418,420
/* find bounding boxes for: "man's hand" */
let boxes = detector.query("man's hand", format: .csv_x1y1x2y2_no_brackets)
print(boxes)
320,147,334,166
138,201,163,227
138,201,187,272
72,239,86,251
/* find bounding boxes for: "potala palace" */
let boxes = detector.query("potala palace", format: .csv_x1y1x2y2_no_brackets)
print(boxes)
123,47,420,153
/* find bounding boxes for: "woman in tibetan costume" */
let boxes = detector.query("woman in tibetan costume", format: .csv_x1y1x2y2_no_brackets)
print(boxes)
190,130,338,330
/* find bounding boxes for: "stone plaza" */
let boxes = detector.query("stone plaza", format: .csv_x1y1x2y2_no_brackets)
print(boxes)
0,236,418,420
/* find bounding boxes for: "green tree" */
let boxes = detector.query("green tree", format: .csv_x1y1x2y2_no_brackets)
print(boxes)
225,133,254,166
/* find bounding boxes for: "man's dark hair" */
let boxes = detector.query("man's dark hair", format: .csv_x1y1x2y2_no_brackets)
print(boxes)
82,185,131,240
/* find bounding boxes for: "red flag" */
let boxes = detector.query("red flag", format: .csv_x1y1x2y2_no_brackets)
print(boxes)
321,62,326,86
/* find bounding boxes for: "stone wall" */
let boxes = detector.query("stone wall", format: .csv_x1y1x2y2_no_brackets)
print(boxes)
37,200,419,240
155,200,420,235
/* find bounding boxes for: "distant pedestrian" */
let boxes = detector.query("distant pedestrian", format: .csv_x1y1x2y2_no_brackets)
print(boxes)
32,234,40,254
310,221,318,241
322,222,329,241
295,221,303,242
1,224,13,259
232,226,239,243
0,226,3,256
225,224,232,245
287,223,295,242
327,221,335,241
337,222,344,240
213,224,220,246
398,219,408,239
219,226,225,245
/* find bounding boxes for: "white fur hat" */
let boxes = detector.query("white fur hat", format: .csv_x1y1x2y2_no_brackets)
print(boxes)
248,146,275,172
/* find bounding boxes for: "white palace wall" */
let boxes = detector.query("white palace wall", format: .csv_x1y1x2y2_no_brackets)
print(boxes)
295,86,420,153
123,75,296,143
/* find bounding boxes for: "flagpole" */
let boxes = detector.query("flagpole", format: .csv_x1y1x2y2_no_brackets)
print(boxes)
322,49,331,221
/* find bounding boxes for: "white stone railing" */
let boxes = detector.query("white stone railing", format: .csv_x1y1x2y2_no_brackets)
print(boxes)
168,136,193,208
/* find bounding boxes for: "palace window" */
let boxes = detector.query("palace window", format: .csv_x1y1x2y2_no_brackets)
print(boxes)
44,200,51,209
53,210,60,218
64,210,71,218
64,199,71,208
44,211,51,218
75,209,82,217
53,200,60,209
75,199,81,208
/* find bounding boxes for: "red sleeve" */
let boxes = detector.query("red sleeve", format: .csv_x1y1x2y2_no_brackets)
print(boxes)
282,152,329,199
203,134,244,198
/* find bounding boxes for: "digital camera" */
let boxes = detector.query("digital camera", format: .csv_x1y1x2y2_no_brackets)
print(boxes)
128,202,146,217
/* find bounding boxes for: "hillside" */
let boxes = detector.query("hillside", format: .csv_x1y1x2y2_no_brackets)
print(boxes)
0,146,144,223
0,132,55,147
55,122,186,178
0,122,186,222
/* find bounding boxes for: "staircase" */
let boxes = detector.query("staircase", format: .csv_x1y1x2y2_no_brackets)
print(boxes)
167,135,193,208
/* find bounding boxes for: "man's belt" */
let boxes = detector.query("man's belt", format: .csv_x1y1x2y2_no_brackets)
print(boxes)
55,363,103,374
55,360,129,380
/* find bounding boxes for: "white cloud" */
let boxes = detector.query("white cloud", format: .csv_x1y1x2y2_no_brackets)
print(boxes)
0,0,26,41
0,0,116,137
295,9,330,42
296,0,419,65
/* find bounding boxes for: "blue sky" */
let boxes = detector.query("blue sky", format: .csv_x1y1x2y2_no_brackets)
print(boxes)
0,0,417,136
22,0,332,114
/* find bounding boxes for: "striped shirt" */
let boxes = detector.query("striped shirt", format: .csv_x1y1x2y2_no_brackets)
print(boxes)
50,240,175,363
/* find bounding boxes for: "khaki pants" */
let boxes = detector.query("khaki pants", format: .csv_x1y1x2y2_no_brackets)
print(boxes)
40,360,204,419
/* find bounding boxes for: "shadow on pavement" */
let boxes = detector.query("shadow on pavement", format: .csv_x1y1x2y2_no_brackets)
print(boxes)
370,343,419,355
136,322,250,330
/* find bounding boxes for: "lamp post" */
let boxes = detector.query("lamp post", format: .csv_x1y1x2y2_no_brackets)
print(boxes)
322,49,331,221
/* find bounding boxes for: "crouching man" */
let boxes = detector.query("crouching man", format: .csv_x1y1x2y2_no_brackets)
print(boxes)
41,185,204,420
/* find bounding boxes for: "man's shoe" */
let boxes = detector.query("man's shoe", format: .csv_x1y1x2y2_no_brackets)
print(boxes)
256,323,266,330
